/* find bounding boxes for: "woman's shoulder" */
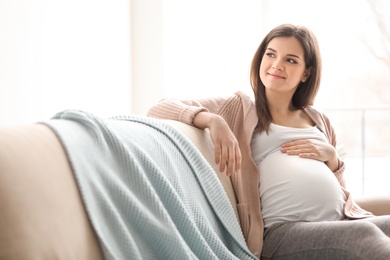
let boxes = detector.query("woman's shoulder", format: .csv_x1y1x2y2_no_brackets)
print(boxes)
304,106,331,122
227,91,255,109
234,91,254,102
304,105,335,135
223,91,256,113
223,91,257,129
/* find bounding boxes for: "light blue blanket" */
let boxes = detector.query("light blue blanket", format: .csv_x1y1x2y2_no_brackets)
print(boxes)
45,110,256,260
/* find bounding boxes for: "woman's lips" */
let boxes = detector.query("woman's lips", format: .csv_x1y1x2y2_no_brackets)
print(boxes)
268,73,285,79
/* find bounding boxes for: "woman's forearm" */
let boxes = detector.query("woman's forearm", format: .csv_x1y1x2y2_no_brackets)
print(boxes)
193,111,217,129
147,98,207,125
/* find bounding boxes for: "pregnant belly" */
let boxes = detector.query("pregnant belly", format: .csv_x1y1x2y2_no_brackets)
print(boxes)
259,151,346,228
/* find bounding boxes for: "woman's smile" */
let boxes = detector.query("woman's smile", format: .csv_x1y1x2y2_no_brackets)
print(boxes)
267,72,286,79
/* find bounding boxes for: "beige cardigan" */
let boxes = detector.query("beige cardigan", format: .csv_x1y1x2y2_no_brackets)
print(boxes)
147,91,373,258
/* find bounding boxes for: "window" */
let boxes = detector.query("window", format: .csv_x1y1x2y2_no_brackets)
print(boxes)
0,0,131,124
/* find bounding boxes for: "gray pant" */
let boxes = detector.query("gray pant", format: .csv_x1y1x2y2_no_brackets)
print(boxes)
261,216,390,260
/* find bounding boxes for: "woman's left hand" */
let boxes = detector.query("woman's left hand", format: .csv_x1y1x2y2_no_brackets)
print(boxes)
281,139,339,171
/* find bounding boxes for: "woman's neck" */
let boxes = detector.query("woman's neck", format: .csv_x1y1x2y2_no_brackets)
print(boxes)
267,92,296,116
266,93,314,128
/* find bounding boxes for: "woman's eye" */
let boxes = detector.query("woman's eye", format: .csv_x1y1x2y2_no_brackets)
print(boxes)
266,52,275,58
287,58,297,64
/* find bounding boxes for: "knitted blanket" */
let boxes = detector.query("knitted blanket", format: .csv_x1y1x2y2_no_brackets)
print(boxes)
45,110,256,260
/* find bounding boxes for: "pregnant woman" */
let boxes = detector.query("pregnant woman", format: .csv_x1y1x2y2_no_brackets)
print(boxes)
147,23,390,259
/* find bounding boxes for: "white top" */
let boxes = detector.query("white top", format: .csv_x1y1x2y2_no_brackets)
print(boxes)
251,123,346,228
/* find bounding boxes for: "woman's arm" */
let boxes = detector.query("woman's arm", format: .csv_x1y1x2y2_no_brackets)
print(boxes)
194,112,242,176
147,95,231,126
147,95,243,176
147,98,208,125
320,112,347,186
281,138,339,171
303,107,347,186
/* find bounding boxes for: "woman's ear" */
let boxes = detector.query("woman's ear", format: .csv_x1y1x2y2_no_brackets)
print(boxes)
302,68,311,82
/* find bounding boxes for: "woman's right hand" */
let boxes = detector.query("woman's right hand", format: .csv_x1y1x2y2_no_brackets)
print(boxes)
193,112,242,176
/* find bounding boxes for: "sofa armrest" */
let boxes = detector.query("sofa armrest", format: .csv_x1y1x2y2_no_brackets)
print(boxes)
164,120,239,219
354,195,390,216
0,124,103,260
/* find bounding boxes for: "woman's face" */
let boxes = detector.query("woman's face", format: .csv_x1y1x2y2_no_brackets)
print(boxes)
260,36,310,96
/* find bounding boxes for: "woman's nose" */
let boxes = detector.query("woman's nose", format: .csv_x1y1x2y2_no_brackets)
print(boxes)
272,60,283,70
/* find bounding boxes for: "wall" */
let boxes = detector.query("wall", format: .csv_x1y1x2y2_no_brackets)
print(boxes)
130,0,164,115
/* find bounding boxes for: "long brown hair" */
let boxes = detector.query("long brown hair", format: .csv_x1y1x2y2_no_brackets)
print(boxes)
250,24,322,133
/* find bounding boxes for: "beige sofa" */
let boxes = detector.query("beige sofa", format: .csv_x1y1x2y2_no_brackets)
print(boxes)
0,119,389,259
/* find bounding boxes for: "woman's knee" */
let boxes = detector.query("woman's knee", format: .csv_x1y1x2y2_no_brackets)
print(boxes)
262,221,390,259
361,215,390,237
344,220,390,259
354,221,381,237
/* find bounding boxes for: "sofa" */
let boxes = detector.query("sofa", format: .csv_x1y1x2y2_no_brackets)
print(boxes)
0,115,389,260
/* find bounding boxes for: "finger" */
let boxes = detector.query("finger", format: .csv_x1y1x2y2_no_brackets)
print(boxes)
235,146,242,174
284,150,301,155
282,140,300,147
281,146,300,153
219,145,229,173
214,143,222,165
299,152,321,160
227,146,236,176
282,143,310,150
285,147,313,154
281,141,312,151
282,148,309,156
282,139,310,148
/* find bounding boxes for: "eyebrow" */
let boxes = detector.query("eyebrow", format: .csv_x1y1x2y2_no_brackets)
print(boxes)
266,47,302,60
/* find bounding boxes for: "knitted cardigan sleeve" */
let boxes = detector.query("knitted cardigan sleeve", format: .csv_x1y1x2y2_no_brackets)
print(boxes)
147,94,238,126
